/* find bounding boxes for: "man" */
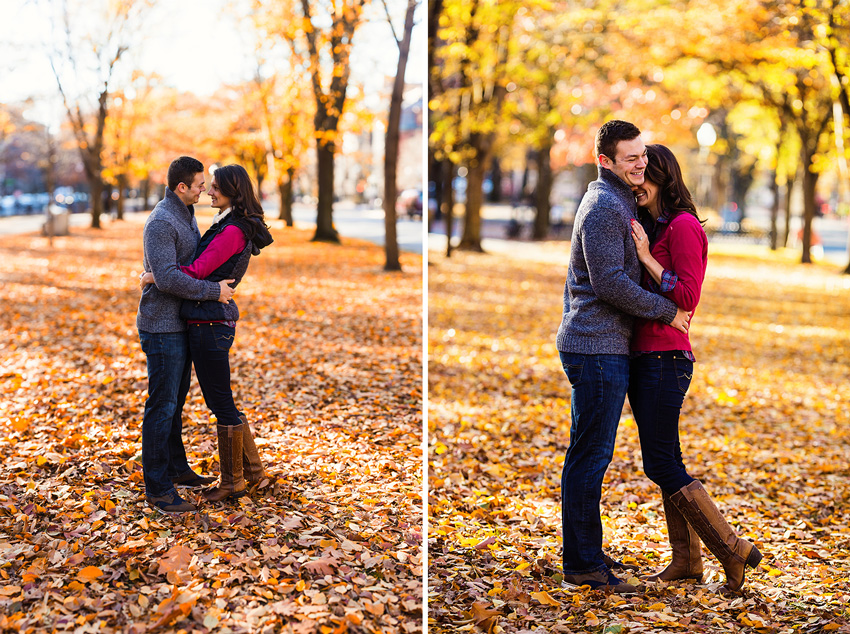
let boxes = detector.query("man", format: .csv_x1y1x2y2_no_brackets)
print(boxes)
137,156,235,514
556,121,689,592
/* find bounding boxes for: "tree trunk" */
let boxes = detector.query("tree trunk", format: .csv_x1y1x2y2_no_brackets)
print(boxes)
769,169,780,250
443,160,456,257
90,177,104,229
459,156,486,252
533,143,553,241
313,141,340,243
579,162,597,199
116,173,127,221
256,167,265,199
278,170,294,226
427,154,442,227
800,158,819,264
381,0,415,273
88,89,109,229
43,132,57,247
103,183,113,220
488,156,501,203
782,175,794,248
141,178,151,210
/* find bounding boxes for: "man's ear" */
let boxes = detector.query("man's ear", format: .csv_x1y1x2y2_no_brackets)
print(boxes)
598,154,612,169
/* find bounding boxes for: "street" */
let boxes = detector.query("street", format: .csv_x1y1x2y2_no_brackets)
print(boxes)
0,201,424,255
282,201,424,254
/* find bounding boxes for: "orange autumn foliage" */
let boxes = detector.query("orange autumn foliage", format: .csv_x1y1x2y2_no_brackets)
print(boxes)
0,212,423,633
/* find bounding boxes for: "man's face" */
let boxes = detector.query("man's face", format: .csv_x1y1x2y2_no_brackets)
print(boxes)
599,136,647,188
178,172,205,205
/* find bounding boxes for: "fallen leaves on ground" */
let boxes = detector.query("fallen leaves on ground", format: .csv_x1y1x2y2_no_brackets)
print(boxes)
428,244,850,633
0,214,422,633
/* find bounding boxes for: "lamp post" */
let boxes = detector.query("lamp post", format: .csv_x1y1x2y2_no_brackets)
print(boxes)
696,122,717,210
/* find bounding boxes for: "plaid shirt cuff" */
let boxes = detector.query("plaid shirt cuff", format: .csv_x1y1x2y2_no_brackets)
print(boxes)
659,269,678,293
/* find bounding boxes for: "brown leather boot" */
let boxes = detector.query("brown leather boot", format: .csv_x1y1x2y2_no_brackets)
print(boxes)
646,491,703,582
203,424,247,502
670,480,762,592
238,415,266,486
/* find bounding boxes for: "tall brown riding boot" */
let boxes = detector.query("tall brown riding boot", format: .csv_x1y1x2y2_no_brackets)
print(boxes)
238,415,266,486
203,424,247,502
646,491,703,582
670,480,762,592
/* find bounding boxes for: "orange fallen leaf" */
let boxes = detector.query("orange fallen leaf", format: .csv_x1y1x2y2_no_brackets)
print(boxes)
469,602,502,633
76,566,103,582
158,544,193,575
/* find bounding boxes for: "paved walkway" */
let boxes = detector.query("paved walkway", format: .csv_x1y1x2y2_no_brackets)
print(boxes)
0,204,424,255
427,231,572,266
0,212,96,235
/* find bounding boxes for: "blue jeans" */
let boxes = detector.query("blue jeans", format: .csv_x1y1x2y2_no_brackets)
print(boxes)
628,352,695,494
559,352,630,574
188,323,242,426
139,330,194,497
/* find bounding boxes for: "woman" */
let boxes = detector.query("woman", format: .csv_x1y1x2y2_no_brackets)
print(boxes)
142,164,273,502
628,144,761,592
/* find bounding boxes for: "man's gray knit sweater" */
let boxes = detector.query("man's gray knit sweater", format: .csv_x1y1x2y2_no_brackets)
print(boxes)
556,166,678,355
136,188,222,333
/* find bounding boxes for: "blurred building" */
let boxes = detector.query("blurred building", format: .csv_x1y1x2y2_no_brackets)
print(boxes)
335,82,424,206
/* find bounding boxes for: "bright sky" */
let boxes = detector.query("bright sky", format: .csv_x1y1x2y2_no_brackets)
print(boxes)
1,0,425,126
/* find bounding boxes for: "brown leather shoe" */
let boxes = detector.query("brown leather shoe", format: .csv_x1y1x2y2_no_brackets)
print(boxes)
670,480,761,591
146,491,197,514
603,552,640,572
172,470,216,489
238,415,266,486
645,491,703,582
203,424,247,502
562,568,639,594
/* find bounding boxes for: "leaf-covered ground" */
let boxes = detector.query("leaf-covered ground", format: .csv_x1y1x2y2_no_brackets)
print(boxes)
0,214,423,633
428,242,850,633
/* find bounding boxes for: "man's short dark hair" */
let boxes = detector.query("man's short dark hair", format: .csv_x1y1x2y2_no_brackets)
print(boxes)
595,120,641,162
167,156,204,191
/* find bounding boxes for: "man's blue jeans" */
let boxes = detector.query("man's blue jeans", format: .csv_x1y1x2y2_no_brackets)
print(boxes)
559,352,629,574
139,330,194,497
628,352,695,494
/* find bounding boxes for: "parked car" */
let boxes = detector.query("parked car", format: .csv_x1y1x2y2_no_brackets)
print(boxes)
396,189,422,219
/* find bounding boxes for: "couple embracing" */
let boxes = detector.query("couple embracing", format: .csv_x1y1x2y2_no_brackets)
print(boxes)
557,121,762,594
136,156,274,514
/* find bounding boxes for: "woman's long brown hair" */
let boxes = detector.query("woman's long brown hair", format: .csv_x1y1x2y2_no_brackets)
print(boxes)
642,144,706,225
213,164,268,239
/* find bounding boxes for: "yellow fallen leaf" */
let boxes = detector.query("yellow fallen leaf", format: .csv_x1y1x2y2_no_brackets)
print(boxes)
530,591,560,607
